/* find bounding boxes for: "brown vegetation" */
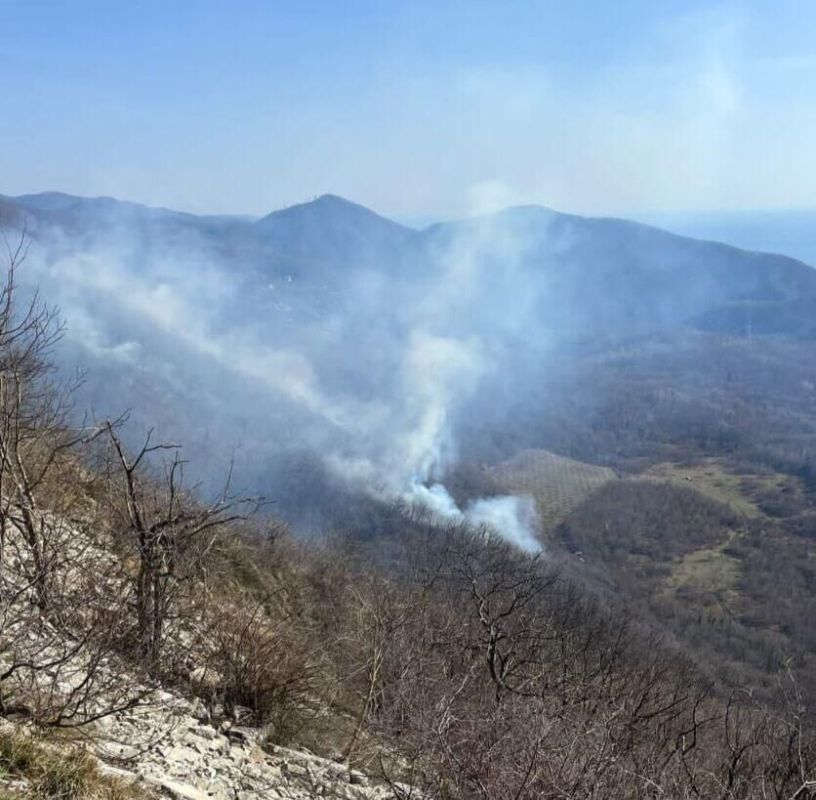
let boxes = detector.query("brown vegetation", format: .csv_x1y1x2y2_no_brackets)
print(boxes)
0,234,813,799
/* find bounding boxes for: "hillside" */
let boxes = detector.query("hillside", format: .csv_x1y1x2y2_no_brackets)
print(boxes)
5,190,816,708
253,194,416,270
3,189,816,502
489,448,616,531
0,195,816,797
644,209,816,269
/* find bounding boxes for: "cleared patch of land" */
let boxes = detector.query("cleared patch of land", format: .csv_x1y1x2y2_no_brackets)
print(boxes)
490,449,617,530
643,458,807,520
661,531,742,616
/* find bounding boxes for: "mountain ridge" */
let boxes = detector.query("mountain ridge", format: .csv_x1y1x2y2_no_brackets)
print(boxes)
4,185,816,507
5,187,816,274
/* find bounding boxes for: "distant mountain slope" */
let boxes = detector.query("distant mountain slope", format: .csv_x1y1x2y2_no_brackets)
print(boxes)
255,193,413,249
7,189,816,338
641,209,816,268
490,449,616,531
251,193,418,282
3,188,816,499
426,205,816,337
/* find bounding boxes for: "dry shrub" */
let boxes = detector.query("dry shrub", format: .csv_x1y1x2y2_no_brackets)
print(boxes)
0,727,136,800
201,599,319,738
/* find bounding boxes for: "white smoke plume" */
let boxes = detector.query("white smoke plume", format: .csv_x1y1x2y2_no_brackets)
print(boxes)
324,328,542,551
10,196,550,552
465,495,540,553
317,216,545,550
400,482,541,553
390,332,541,551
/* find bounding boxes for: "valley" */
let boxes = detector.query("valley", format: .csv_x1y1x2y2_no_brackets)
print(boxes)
1,190,816,796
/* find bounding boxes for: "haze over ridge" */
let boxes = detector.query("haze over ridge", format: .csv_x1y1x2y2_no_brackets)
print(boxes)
3,187,816,545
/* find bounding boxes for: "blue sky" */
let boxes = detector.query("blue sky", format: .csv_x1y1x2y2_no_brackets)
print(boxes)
2,1,816,218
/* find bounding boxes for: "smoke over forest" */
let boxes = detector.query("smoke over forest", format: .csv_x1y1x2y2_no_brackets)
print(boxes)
4,190,816,549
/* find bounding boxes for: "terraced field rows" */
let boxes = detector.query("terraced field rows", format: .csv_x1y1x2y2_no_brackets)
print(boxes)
490,449,617,531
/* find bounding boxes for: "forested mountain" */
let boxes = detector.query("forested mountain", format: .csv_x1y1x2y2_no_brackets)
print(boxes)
2,190,816,796
3,189,816,500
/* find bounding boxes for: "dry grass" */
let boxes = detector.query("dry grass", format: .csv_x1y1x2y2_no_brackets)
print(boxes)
0,728,143,800
661,531,742,617
644,459,763,517
644,457,808,521
490,449,616,530
637,460,754,616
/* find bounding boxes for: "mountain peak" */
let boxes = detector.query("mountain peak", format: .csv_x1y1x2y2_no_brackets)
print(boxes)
254,193,414,245
258,193,408,228
312,193,355,206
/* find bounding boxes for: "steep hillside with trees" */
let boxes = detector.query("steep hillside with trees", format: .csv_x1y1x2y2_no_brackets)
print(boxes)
0,230,814,798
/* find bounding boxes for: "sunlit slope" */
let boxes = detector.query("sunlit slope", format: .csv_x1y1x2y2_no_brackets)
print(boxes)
490,448,616,530
642,458,808,519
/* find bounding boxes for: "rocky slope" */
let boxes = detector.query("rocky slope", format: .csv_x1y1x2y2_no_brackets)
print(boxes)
93,690,387,800
0,511,391,800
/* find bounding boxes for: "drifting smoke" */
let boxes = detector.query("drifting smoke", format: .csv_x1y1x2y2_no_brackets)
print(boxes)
323,327,541,550
467,495,540,553
9,194,552,551
403,482,541,553
314,222,545,549
389,331,540,550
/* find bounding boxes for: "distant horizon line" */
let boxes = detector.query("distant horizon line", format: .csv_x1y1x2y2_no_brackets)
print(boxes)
5,187,816,230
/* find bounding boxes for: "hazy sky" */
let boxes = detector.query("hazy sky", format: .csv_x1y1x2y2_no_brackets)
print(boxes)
2,1,816,219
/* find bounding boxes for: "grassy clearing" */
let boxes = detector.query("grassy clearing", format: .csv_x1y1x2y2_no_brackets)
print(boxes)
639,460,751,614
644,459,762,517
491,449,616,530
644,458,808,521
0,728,141,800
660,531,742,616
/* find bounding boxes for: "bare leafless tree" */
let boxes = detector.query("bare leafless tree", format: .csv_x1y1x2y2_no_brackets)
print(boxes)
0,227,149,727
101,421,259,670
0,226,101,617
